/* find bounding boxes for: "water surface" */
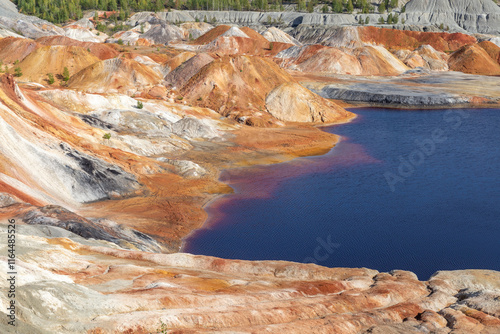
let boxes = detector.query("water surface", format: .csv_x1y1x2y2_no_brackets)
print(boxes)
184,108,500,280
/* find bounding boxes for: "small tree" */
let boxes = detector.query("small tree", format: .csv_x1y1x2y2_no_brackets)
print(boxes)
47,73,55,85
365,16,370,24
63,67,70,82
14,67,22,77
137,101,144,109
387,13,393,24
378,2,385,13
322,4,329,13
346,0,354,13
378,16,385,24
393,14,399,23
439,23,444,30
117,39,124,45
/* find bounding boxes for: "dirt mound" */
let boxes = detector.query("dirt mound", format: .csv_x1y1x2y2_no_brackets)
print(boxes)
193,25,232,45
478,40,500,64
181,55,291,116
180,55,347,125
240,27,269,43
141,23,184,45
279,44,407,76
180,22,214,40
36,35,119,60
359,27,477,52
262,27,301,45
19,45,100,84
292,46,362,75
0,37,40,63
67,57,162,94
163,51,196,75
394,45,449,71
165,53,215,89
355,45,409,76
266,82,353,123
448,44,500,75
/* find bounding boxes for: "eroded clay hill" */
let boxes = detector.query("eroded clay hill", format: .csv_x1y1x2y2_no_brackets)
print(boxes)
36,35,119,60
0,36,40,63
448,43,500,75
19,45,100,84
179,55,352,126
358,26,477,52
67,57,163,94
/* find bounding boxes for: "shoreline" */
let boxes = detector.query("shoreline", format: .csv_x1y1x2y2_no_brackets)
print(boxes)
178,114,360,252
178,104,499,261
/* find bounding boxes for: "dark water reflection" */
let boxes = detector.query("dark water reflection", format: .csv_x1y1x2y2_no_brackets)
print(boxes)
183,108,500,280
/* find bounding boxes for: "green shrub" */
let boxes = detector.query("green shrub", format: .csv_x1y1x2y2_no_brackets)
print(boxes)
137,101,144,109
47,73,55,85
62,67,70,82
14,67,22,77
117,39,124,45
103,133,111,140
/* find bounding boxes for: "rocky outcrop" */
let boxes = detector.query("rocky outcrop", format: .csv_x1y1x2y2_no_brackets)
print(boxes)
448,43,500,75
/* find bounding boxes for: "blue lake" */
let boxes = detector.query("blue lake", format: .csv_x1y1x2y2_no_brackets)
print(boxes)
183,108,500,280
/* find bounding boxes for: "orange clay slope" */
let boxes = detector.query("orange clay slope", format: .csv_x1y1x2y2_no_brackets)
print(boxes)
18,45,100,84
448,43,500,75
358,26,477,52
67,57,163,94
36,35,120,60
0,37,40,63
178,55,353,126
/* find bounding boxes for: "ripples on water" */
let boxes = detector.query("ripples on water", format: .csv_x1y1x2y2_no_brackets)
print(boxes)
184,108,500,279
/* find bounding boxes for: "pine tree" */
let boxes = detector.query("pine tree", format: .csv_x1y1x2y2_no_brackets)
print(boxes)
63,67,70,82
378,1,385,13
346,0,353,13
387,13,393,24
